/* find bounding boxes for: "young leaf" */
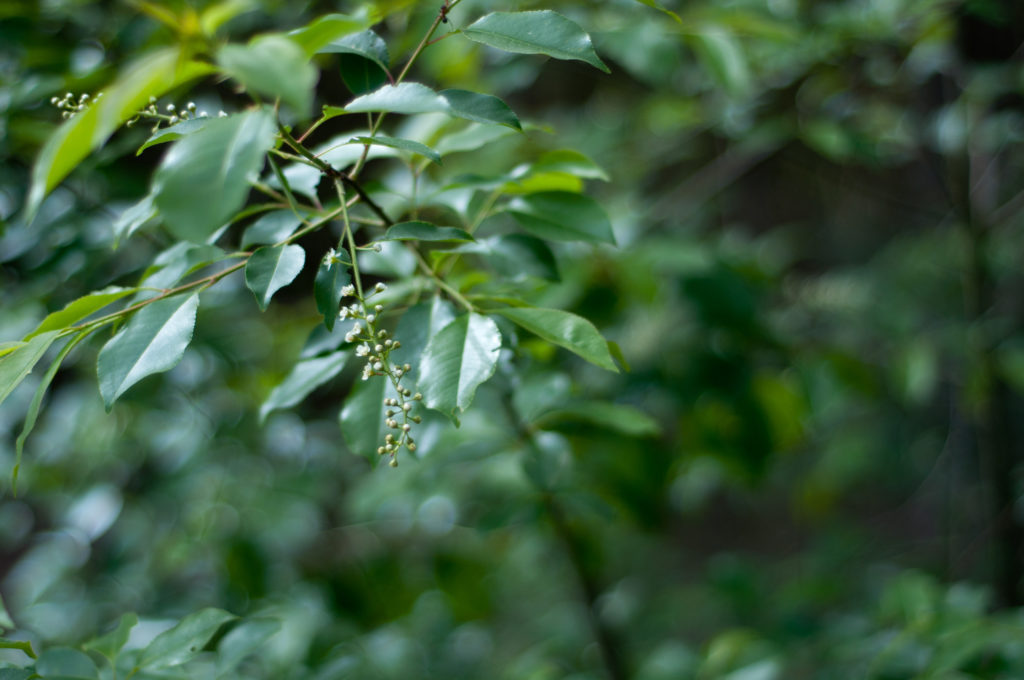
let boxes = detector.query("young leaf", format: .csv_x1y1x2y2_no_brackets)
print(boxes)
217,35,318,116
441,89,521,130
27,48,212,219
348,135,441,165
216,618,281,677
462,11,610,74
245,244,306,311
137,608,236,669
83,612,138,661
0,592,14,630
0,331,60,409
494,306,618,372
418,313,502,421
136,118,210,156
0,638,36,659
314,254,351,331
152,109,276,244
97,294,200,410
344,82,450,114
383,221,474,243
288,12,374,56
506,191,615,244
26,286,138,339
260,350,347,422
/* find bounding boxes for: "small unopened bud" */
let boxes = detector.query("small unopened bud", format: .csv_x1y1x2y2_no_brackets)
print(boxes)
402,403,412,412
366,314,376,323
407,443,417,452
377,446,386,455
375,282,387,292
389,458,398,467
402,423,411,432
373,362,383,371
166,103,175,112
414,392,422,401
375,304,384,313
218,110,227,117
412,416,422,424
403,364,411,372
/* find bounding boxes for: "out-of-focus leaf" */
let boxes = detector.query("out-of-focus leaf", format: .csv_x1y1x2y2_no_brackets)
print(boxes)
36,647,99,679
218,35,317,116
241,210,306,247
690,25,750,95
340,369,391,460
391,297,457,388
348,135,441,164
418,313,502,422
136,118,210,155
344,82,450,114
96,294,200,410
152,109,276,243
634,0,682,23
0,593,13,630
494,306,618,372
260,350,347,422
314,252,351,331
112,194,158,246
244,244,305,311
442,89,521,130
528,149,608,181
27,48,212,219
139,244,227,290
27,287,137,339
506,191,615,244
216,618,281,677
83,613,138,660
463,234,559,281
0,638,36,659
383,221,474,243
322,30,390,95
536,401,660,436
436,124,517,155
200,0,255,35
462,11,610,73
138,608,236,669
287,12,374,56
0,331,60,409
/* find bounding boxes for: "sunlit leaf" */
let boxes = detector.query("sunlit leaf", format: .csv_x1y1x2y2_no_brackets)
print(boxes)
418,313,502,421
0,638,36,660
218,35,317,116
26,286,137,339
494,306,618,371
506,191,615,244
96,294,200,409
0,331,60,409
138,608,236,669
288,12,374,57
344,82,450,114
152,109,276,243
27,48,212,219
462,11,610,73
244,244,306,311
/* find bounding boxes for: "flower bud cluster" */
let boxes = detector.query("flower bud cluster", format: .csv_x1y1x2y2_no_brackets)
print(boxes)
338,281,421,467
50,92,103,119
125,97,221,133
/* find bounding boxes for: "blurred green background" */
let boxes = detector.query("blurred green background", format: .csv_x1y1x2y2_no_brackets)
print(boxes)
2,0,1024,677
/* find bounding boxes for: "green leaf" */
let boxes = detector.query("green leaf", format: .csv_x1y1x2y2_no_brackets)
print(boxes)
36,648,99,679
287,12,374,57
314,253,351,331
691,25,750,95
349,135,441,165
152,109,276,244
344,82,450,114
418,313,502,422
200,0,256,36
26,287,137,339
260,350,347,422
494,306,618,372
323,30,390,95
390,297,456,387
14,331,90,493
138,608,236,669
217,35,317,116
0,638,35,660
462,11,610,74
96,294,200,410
139,244,227,290
436,124,518,156
27,48,212,219
468,234,559,281
506,191,615,244
529,149,608,181
536,401,660,436
0,593,14,630
634,0,682,23
383,221,474,243
0,331,60,409
245,244,305,311
136,118,210,155
112,194,158,246
216,618,281,677
339,371,393,460
0,669,33,680
83,613,138,661
241,210,305,248
441,89,521,130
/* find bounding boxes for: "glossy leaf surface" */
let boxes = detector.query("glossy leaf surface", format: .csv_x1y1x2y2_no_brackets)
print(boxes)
442,89,521,129
245,244,306,311
462,11,610,73
344,82,450,114
418,313,502,421
27,286,137,339
97,294,200,409
152,109,276,243
494,306,618,371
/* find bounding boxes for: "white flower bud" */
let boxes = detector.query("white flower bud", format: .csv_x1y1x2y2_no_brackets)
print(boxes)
366,314,376,323
373,362,383,371
402,424,411,432
166,103,175,112
375,282,387,292
218,110,227,117
356,344,370,357
375,344,384,353
375,304,384,313
402,403,412,412
341,284,355,297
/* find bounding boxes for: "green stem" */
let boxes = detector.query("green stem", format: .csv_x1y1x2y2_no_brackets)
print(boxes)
336,179,365,300
409,246,473,312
